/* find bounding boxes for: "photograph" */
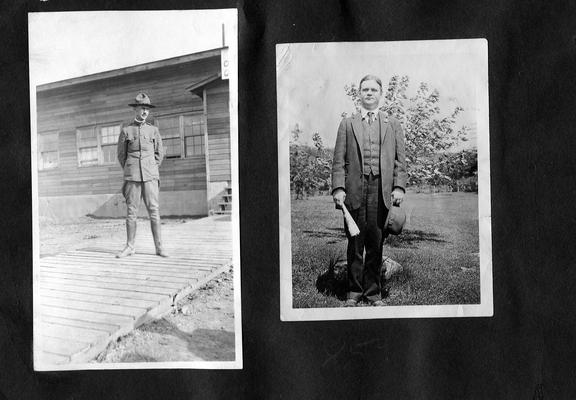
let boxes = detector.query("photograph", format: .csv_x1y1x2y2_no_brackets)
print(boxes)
29,9,241,370
278,39,492,320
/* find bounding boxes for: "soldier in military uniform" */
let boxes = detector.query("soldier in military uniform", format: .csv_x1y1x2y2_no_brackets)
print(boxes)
116,92,167,258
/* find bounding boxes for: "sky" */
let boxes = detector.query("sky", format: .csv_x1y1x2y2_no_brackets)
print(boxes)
29,10,237,87
276,40,487,150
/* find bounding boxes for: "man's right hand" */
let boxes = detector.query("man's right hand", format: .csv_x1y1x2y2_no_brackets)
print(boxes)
333,189,346,207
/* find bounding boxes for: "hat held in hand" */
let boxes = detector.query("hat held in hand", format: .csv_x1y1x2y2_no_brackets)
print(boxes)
385,205,406,235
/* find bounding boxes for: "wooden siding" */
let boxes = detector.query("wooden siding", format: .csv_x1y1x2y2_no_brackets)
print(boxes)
37,57,222,197
205,80,231,182
38,157,206,197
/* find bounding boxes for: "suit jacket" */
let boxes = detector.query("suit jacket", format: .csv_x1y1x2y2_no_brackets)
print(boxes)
332,110,407,210
117,120,165,182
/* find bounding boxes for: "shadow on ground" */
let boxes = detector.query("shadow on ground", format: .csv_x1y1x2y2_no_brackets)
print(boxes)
118,352,158,363
302,227,346,244
303,229,445,248
386,229,446,248
184,328,235,360
128,318,235,362
315,263,348,300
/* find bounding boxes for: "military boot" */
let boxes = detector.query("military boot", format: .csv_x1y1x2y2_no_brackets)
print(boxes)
116,220,136,258
151,219,168,257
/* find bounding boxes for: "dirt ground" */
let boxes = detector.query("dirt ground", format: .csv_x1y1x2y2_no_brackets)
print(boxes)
39,217,236,363
94,267,235,363
39,216,127,257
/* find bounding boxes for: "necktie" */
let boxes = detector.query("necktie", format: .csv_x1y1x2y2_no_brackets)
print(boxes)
367,112,374,125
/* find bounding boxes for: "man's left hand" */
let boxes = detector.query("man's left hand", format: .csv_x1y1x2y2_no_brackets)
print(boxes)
392,189,405,206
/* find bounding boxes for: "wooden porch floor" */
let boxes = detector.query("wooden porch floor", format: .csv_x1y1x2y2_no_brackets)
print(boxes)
34,216,233,368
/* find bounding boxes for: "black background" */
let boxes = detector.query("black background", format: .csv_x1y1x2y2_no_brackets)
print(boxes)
2,0,576,398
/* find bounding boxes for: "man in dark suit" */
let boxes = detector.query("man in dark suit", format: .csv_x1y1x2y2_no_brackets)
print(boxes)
332,75,407,306
116,92,167,258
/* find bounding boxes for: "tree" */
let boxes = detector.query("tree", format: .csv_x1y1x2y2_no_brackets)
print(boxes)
344,76,470,187
438,149,478,192
290,125,332,199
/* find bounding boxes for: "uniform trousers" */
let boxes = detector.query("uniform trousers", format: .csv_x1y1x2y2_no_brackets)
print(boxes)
345,173,389,302
122,180,160,223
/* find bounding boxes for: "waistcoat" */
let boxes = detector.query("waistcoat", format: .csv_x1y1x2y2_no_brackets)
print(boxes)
362,117,380,175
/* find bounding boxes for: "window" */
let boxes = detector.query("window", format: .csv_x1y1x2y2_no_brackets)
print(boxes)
38,131,59,170
100,125,120,164
184,115,205,156
77,127,99,166
76,123,121,167
157,114,205,159
78,147,98,166
157,116,182,158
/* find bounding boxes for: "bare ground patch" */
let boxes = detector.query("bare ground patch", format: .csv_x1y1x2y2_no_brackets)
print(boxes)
93,267,235,363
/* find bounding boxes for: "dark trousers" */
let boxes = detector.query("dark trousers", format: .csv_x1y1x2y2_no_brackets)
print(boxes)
345,173,388,302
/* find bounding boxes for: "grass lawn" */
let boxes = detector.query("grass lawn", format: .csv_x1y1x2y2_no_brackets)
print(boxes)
291,191,480,308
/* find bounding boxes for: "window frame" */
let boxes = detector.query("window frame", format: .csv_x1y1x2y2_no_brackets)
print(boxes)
76,122,123,167
38,130,60,171
156,114,184,159
183,114,206,157
155,112,206,160
99,123,121,165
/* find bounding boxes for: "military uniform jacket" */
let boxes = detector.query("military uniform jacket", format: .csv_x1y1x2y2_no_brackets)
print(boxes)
117,120,165,182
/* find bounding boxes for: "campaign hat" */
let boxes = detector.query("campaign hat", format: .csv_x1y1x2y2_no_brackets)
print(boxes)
129,92,156,108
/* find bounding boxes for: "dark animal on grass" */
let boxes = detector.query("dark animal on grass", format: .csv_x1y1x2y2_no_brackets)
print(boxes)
316,253,402,300
315,254,348,300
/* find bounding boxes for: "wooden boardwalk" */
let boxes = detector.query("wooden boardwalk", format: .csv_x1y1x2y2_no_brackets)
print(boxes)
34,216,233,368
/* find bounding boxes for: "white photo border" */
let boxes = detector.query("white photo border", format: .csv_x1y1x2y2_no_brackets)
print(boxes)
278,39,492,321
29,9,242,370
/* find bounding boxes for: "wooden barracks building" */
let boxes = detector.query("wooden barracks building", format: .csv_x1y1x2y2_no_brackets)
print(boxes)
36,47,232,220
